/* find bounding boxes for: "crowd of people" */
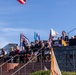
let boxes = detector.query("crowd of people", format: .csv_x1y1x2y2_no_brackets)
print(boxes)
0,30,75,63
0,40,51,63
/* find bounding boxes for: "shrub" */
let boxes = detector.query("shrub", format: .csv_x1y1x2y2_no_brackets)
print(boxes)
30,70,76,75
30,70,50,75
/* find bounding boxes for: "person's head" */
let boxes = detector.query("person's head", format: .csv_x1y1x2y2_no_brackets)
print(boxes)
58,37,61,40
31,42,34,46
15,46,19,50
28,45,30,49
51,36,54,40
22,46,25,50
46,40,51,47
62,31,66,36
35,40,39,44
41,42,44,47
1,48,5,52
23,38,28,42
10,47,14,51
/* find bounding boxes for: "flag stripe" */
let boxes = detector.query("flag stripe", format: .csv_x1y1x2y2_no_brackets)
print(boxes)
17,0,26,4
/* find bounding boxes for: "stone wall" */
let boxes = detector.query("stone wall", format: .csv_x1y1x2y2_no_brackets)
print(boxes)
54,46,76,71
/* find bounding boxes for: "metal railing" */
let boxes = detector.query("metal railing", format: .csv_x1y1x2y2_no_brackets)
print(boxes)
0,54,19,67
0,54,19,75
11,48,44,75
11,53,41,75
0,47,51,75
67,28,76,38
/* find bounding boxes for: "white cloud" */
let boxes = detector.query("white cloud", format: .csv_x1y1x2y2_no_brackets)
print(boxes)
0,37,10,48
0,27,48,48
0,27,47,35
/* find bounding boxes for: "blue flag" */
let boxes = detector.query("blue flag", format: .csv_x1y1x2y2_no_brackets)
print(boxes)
34,32,40,41
34,32,37,41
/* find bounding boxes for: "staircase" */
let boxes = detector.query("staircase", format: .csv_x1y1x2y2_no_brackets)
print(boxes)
1,63,19,75
0,61,50,75
0,50,51,75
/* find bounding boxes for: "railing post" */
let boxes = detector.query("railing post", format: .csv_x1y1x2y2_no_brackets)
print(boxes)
0,66,2,75
11,52,40,75
18,55,20,75
25,65,26,75
32,60,34,72
32,53,34,72
41,50,42,70
73,51,75,72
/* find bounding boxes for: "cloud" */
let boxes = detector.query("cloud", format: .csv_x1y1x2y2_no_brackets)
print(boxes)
0,27,48,48
0,37,10,48
0,27,48,40
0,27,47,35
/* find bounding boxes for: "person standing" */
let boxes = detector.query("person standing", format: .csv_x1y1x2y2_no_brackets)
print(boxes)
20,46,26,63
14,46,20,63
61,31,69,41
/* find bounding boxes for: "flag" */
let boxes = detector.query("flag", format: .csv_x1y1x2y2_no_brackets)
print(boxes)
49,28,58,42
34,32,40,41
37,34,40,41
34,32,37,41
51,28,58,37
50,48,62,75
17,0,26,4
20,33,29,47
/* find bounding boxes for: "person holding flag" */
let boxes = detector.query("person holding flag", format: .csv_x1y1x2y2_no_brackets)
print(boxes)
48,28,58,46
20,33,30,50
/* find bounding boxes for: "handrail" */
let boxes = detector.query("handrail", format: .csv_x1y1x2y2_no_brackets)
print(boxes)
67,28,76,37
0,54,19,67
11,48,43,75
11,53,40,75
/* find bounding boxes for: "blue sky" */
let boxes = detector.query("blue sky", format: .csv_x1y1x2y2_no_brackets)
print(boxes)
0,0,76,48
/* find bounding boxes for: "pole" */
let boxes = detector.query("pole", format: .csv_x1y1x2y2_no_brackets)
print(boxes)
41,50,42,70
32,52,34,72
66,54,67,75
0,66,2,75
25,65,26,75
73,51,75,72
32,60,34,72
67,28,76,38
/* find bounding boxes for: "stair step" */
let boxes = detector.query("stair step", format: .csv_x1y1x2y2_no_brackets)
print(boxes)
0,61,51,75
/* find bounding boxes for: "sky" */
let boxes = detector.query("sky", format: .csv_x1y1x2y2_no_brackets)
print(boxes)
0,0,76,48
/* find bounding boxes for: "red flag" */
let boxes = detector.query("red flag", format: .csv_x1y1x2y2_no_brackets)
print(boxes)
17,0,26,4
